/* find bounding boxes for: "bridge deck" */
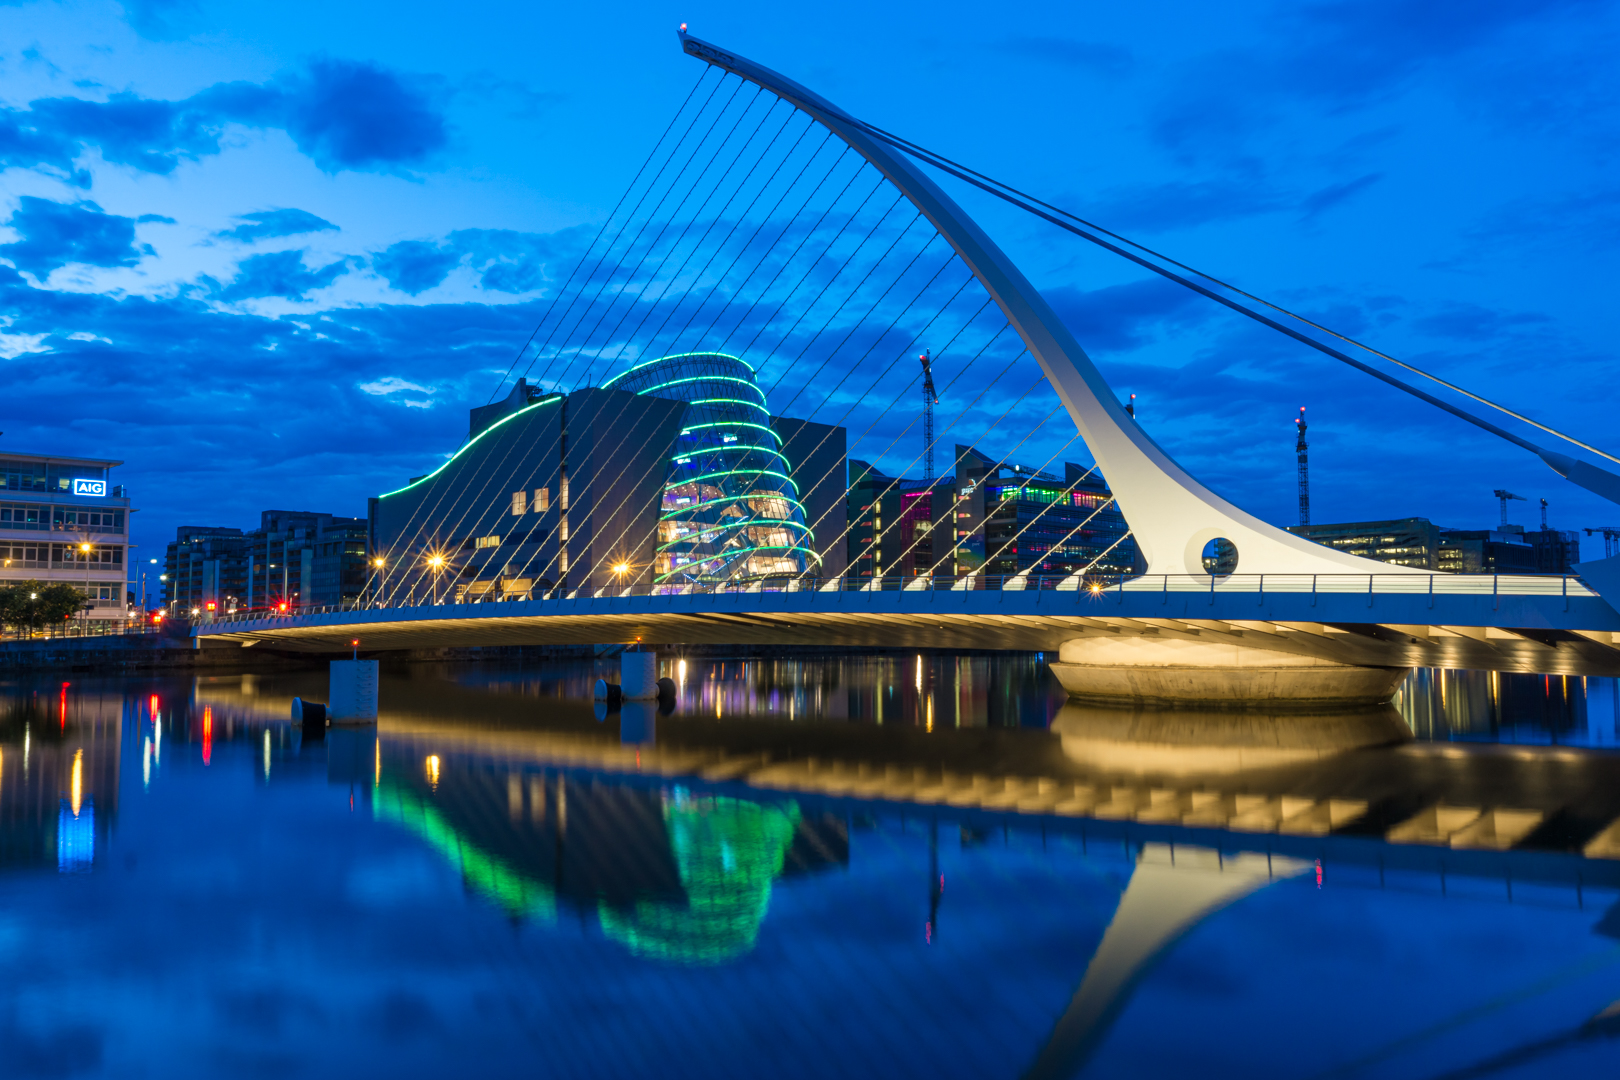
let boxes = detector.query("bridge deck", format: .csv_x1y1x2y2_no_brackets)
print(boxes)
195,573,1620,675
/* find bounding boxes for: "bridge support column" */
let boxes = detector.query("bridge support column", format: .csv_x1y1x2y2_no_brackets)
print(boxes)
1049,638,1406,708
329,660,379,723
621,651,659,700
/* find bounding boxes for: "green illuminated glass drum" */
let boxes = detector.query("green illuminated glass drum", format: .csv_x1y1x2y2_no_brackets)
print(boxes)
603,352,817,588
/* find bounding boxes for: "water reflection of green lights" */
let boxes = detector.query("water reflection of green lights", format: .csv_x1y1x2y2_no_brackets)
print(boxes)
373,775,558,922
599,791,800,966
376,771,801,966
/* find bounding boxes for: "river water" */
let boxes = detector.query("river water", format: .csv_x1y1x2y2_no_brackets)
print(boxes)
1,655,1617,1078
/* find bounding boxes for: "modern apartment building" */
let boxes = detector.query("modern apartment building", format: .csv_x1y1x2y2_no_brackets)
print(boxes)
164,510,368,613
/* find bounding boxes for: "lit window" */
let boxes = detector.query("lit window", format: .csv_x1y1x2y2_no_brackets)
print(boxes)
534,487,550,512
511,491,527,515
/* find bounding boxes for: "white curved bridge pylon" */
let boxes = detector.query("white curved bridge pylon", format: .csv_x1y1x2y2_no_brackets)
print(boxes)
679,32,1426,578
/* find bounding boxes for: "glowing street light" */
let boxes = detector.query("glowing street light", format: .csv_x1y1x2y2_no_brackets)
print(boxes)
426,553,446,604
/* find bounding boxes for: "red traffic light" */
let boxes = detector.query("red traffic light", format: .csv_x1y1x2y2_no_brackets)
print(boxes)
205,601,216,611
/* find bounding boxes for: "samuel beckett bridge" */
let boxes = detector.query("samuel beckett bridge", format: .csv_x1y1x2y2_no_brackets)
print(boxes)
198,31,1620,700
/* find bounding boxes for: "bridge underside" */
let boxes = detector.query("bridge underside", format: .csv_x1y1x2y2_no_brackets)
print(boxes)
202,589,1620,675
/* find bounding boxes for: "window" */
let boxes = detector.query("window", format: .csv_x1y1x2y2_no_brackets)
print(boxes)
511,491,527,515
558,516,569,543
558,477,569,511
474,535,501,550
533,487,550,512
51,543,122,565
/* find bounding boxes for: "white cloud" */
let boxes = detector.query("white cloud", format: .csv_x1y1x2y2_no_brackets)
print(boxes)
0,317,49,358
358,376,435,397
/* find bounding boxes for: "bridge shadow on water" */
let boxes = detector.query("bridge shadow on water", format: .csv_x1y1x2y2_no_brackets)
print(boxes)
0,656,1617,1078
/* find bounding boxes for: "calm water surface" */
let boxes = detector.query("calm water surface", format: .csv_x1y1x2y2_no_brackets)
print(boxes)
1,655,1618,1078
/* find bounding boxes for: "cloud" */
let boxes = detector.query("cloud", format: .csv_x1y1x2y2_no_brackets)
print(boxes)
0,58,449,185
372,239,460,295
0,196,151,276
992,37,1133,77
448,227,584,294
1299,173,1383,219
371,225,589,296
1409,302,1552,342
215,249,350,302
1046,277,1214,353
1284,0,1601,104
271,59,448,172
120,0,200,40
358,376,435,407
216,208,339,243
1081,180,1288,232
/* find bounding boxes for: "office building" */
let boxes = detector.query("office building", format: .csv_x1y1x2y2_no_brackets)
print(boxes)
1288,518,1442,569
0,451,133,622
1290,518,1582,574
845,461,954,580
846,446,1138,581
164,510,367,613
370,357,847,601
952,447,1138,579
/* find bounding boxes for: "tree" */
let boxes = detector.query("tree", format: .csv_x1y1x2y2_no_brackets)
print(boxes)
0,581,86,634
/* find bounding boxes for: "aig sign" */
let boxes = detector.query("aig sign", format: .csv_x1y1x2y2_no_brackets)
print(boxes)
72,478,107,497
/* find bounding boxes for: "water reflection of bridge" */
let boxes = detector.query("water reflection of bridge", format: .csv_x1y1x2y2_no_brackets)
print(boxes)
353,708,1620,1078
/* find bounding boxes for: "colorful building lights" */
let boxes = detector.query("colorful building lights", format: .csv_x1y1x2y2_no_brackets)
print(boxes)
604,352,818,585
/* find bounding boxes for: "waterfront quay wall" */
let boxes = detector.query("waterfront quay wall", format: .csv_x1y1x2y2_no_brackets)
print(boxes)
0,633,309,673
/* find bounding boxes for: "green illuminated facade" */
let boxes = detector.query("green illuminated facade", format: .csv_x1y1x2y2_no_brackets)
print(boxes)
604,353,819,586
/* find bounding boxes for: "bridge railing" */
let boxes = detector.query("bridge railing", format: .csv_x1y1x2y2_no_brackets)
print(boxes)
198,571,1601,626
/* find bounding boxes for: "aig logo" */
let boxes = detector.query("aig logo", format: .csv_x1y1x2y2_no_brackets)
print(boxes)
72,478,107,497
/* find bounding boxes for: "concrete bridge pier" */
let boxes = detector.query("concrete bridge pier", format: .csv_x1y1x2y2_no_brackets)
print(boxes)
1048,637,1408,709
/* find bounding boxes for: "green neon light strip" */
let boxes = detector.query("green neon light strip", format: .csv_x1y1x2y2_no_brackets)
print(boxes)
673,468,801,495
602,351,754,389
654,544,822,583
661,492,809,518
680,421,782,444
655,519,812,554
680,397,772,416
638,376,766,402
670,445,793,469
378,394,563,499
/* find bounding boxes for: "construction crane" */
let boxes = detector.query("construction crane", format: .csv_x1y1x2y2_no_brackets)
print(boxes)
1494,489,1526,526
1295,407,1309,526
1585,527,1620,558
919,351,938,483
1540,497,1549,529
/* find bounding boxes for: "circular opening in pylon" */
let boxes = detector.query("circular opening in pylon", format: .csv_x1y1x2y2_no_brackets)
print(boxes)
1201,537,1238,575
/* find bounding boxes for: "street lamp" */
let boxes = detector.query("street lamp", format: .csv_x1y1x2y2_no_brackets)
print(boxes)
78,541,92,636
427,554,444,604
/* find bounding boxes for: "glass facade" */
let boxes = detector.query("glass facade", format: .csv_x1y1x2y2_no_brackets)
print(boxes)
0,453,132,619
603,353,817,586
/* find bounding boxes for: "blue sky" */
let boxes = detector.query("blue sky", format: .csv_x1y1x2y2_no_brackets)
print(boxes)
1,0,1617,565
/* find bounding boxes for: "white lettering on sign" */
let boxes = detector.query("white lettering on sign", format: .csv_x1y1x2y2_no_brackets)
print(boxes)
72,478,107,497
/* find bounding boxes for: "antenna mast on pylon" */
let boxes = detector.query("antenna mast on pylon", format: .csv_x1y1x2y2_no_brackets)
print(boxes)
1295,407,1309,526
920,351,937,483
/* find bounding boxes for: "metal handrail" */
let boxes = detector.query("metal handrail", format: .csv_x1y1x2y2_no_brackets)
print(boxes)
197,571,1603,628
